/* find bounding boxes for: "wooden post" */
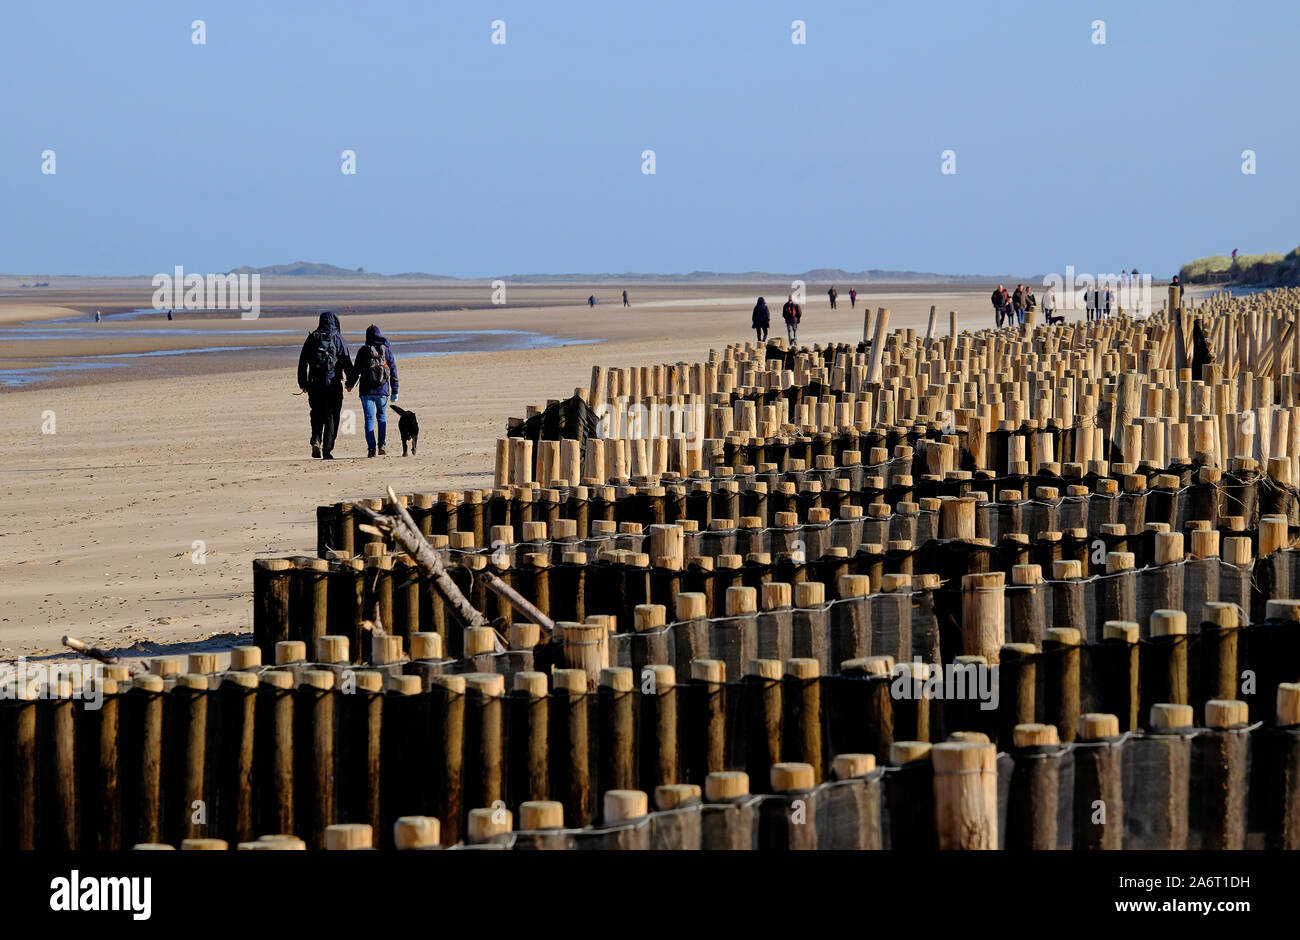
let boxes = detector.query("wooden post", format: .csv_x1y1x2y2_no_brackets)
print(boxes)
78,675,122,850
782,659,824,783
597,667,636,805
760,762,818,850
1195,699,1249,849
931,741,998,849
866,308,891,385
428,674,465,846
998,643,1037,748
1096,622,1141,732
1073,713,1123,850
294,670,335,849
463,673,505,819
1006,723,1063,849
337,670,383,843
254,670,295,839
1042,627,1081,743
0,679,38,849
215,672,258,847
638,665,678,794
961,572,1005,662
393,816,441,849
550,669,592,827
1132,703,1193,848
508,672,549,809
701,771,754,849
686,659,727,784
1143,610,1189,719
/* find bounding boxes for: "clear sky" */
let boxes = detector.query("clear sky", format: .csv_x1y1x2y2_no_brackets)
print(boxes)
2,0,1295,278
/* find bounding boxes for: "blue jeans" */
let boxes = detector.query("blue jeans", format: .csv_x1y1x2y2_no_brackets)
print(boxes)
360,394,387,453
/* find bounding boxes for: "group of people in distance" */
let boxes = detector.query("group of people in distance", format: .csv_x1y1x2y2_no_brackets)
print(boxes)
749,285,863,344
828,285,858,308
990,283,1060,327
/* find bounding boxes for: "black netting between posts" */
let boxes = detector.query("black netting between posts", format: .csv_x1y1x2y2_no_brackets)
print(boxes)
433,714,1299,849
996,747,1075,849
506,394,599,448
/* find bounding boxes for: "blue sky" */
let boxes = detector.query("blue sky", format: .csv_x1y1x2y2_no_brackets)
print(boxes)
2,0,1295,277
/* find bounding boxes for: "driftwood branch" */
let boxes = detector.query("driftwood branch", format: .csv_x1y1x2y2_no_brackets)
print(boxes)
356,486,505,652
61,636,147,675
483,572,555,639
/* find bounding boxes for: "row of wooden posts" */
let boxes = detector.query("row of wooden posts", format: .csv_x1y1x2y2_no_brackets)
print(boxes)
107,701,1300,851
316,447,1291,559
9,636,1299,850
260,521,1300,677
490,288,1300,488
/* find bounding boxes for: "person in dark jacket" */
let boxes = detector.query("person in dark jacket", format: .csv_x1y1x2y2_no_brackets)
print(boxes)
752,297,770,343
347,323,400,457
1012,285,1025,326
991,286,1005,327
297,311,353,459
827,286,838,310
783,295,802,343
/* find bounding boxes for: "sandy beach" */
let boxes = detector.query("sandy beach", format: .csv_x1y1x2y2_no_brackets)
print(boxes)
0,279,1078,660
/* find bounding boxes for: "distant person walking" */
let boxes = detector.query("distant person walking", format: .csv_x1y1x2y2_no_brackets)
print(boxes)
849,288,857,308
166,309,173,321
94,311,101,322
1025,286,1037,320
1012,285,1026,326
347,324,399,458
1085,288,1097,322
588,294,596,308
991,285,1007,327
827,286,838,310
622,290,629,307
752,297,770,343
1103,286,1113,319
297,311,353,460
783,294,802,343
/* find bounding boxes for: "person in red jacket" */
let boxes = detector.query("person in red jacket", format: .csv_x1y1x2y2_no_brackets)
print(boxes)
782,295,802,343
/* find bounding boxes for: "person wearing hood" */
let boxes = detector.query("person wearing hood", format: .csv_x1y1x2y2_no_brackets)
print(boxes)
752,297,770,343
297,311,353,459
347,323,400,457
782,294,802,343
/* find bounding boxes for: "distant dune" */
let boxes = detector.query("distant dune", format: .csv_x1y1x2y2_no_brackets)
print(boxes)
224,262,1015,284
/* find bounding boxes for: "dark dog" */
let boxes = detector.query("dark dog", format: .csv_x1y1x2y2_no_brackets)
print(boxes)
389,404,419,455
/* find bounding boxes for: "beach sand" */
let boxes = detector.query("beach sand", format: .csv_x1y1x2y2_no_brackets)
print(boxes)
0,279,1057,660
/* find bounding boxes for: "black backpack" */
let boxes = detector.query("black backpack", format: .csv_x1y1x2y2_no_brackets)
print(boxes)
308,329,337,381
363,343,390,388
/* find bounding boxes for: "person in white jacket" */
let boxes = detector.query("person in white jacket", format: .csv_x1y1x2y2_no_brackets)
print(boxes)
1042,286,1059,324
